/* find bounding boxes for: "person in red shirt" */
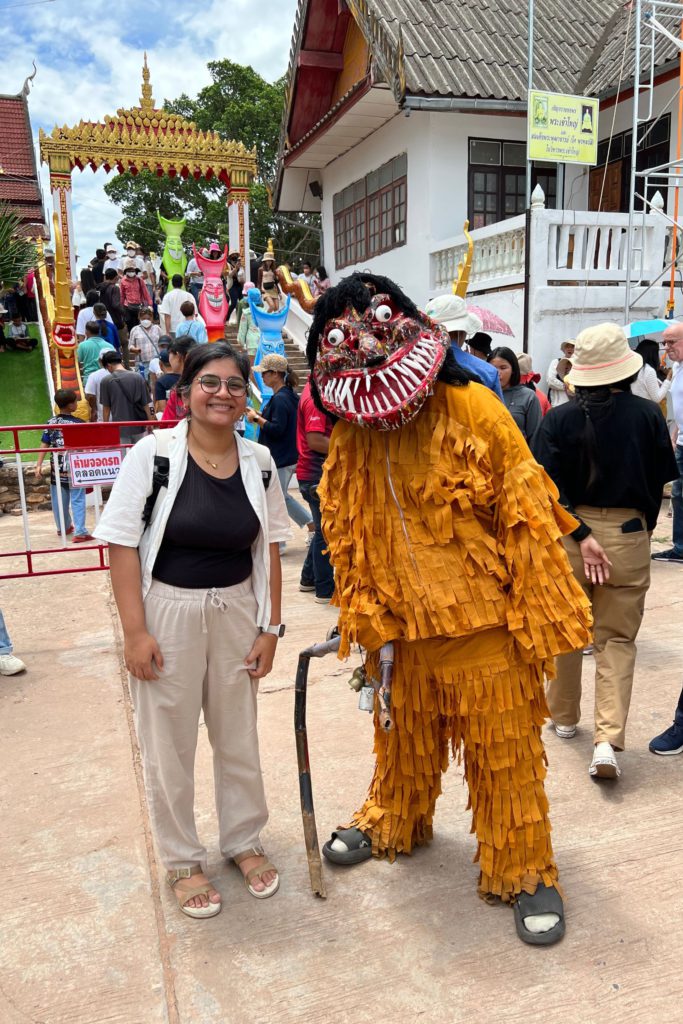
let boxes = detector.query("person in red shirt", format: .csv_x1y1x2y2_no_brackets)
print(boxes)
296,380,335,602
160,336,198,421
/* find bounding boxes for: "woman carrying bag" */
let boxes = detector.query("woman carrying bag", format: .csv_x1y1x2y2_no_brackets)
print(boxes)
94,343,290,918
533,324,677,780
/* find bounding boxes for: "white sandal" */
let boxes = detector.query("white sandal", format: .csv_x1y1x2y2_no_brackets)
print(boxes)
167,866,222,919
233,847,280,899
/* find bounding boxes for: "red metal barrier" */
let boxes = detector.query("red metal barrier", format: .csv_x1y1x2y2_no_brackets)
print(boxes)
0,420,176,580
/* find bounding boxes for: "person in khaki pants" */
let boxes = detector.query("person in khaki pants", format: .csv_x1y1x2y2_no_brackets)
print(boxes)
534,323,678,779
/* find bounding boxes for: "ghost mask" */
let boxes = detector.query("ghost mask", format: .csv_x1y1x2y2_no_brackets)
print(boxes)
309,274,449,430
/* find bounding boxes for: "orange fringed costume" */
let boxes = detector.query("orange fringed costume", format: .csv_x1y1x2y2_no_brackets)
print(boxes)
318,381,592,901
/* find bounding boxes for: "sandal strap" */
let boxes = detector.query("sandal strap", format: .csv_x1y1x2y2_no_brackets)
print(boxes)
167,865,203,889
245,860,277,885
233,847,264,866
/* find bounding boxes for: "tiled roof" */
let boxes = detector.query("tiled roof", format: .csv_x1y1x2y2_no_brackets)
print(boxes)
584,5,680,97
0,179,41,202
362,0,625,100
0,91,46,236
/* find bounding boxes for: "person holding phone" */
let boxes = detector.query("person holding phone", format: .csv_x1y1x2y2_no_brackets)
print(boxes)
533,324,678,780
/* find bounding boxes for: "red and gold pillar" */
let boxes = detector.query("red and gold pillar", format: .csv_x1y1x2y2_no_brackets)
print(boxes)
48,155,76,280
227,169,251,272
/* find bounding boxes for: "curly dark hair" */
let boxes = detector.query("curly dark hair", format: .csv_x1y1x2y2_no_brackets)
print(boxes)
306,273,474,410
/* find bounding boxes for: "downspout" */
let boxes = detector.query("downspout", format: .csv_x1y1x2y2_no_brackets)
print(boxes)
402,95,527,113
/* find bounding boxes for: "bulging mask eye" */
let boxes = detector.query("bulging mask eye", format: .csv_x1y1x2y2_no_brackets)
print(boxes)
374,304,393,322
326,327,345,347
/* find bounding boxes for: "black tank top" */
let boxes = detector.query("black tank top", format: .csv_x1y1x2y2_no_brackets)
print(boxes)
152,455,260,588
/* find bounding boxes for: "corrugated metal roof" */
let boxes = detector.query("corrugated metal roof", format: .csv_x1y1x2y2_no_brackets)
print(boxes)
585,5,680,97
365,0,624,100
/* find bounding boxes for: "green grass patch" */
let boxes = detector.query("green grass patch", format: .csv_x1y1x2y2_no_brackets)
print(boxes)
0,332,51,461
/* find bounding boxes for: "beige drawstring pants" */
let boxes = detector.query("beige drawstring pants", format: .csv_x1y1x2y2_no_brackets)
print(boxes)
130,578,268,872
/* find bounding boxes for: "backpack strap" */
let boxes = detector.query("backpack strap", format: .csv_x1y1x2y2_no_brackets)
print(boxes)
141,429,171,529
251,441,272,491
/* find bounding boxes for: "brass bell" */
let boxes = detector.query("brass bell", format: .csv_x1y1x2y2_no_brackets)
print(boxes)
348,666,366,692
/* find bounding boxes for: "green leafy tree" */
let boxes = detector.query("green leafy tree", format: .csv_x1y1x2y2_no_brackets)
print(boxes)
0,205,38,287
104,60,320,268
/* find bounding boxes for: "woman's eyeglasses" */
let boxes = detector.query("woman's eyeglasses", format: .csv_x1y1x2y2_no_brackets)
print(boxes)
196,374,248,397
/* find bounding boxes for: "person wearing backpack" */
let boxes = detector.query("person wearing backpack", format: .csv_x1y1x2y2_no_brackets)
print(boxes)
128,306,162,379
94,343,289,920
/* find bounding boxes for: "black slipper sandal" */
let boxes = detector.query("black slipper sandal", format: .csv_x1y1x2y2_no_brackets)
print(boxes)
513,883,566,946
322,828,372,865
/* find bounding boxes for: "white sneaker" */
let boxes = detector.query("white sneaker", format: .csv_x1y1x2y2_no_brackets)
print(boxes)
0,654,27,676
589,741,620,779
554,723,577,739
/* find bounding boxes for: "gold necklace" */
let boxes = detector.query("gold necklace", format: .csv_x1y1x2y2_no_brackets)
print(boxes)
189,431,236,470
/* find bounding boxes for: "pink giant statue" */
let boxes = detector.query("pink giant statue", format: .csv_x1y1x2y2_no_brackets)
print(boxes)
193,243,229,342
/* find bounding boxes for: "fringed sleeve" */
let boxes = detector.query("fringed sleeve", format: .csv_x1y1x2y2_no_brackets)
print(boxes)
488,418,593,661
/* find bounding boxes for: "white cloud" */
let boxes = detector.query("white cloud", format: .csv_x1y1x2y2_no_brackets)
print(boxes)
3,0,298,268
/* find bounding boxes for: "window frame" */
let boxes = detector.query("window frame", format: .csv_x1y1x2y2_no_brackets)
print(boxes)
467,135,557,226
333,156,407,269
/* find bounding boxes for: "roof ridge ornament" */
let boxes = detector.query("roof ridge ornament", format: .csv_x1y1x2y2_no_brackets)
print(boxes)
140,52,155,112
22,61,37,98
453,220,473,298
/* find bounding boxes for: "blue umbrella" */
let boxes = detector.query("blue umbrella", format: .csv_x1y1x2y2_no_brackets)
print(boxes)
622,318,672,340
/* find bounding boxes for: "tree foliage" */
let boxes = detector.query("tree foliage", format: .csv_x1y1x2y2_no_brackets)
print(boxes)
0,205,38,287
103,60,320,268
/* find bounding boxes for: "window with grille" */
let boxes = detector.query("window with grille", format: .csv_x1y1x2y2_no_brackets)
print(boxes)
333,154,407,269
468,138,557,226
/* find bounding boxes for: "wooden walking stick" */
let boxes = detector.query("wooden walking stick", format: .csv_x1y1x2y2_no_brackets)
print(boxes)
294,634,341,898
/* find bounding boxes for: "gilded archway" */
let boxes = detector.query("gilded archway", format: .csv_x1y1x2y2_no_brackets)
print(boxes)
39,55,258,274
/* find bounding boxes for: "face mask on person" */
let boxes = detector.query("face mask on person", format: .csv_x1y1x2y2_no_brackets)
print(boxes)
140,319,152,328
127,249,135,257
125,271,135,278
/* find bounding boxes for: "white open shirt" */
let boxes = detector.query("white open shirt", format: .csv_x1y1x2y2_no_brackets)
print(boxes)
94,418,290,628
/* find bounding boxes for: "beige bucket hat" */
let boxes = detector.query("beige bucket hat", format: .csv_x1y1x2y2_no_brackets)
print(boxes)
566,323,642,387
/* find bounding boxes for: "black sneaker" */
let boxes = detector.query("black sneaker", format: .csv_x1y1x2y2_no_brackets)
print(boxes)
651,548,683,563
649,721,683,755
299,581,315,592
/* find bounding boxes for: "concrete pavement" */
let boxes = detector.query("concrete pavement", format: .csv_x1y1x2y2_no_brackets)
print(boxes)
1,505,682,1024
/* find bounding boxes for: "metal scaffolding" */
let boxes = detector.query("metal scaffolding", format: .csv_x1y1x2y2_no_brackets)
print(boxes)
625,0,683,318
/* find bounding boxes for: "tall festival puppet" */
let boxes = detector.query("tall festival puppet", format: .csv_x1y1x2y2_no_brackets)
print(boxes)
248,289,290,397
305,270,592,947
192,243,229,342
157,212,187,286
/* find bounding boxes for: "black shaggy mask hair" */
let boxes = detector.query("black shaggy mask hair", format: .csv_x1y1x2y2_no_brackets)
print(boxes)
306,272,475,414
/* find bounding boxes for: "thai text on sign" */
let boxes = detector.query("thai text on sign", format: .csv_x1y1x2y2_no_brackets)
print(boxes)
70,450,123,487
528,90,599,166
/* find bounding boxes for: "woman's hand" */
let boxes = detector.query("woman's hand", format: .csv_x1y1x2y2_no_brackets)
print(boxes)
244,632,278,679
579,535,612,585
245,408,259,423
124,630,164,680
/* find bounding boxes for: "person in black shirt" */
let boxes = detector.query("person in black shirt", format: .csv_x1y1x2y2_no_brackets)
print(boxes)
534,323,678,780
99,350,153,443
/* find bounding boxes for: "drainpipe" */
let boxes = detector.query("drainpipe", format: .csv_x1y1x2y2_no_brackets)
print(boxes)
402,96,527,114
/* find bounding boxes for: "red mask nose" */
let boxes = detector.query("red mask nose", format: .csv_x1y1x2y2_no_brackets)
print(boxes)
358,328,382,359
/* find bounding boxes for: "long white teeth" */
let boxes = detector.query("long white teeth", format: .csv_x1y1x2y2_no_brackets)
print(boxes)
360,396,371,415
404,356,423,372
352,378,360,394
400,364,422,387
388,386,400,404
324,382,333,401
378,370,388,386
365,374,371,392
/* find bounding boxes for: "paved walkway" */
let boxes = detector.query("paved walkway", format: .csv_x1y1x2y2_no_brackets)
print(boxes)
0,506,682,1024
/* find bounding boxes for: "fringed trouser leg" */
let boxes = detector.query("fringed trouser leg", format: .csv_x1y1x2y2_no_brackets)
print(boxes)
347,626,558,901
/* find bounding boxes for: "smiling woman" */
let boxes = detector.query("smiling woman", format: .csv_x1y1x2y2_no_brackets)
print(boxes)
93,342,290,918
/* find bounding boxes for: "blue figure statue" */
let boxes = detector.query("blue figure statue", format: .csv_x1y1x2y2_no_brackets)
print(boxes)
249,290,291,397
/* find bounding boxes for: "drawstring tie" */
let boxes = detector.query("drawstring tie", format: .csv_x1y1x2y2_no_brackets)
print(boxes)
201,588,229,632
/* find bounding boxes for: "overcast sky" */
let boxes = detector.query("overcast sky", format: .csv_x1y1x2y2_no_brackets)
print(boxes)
3,0,298,269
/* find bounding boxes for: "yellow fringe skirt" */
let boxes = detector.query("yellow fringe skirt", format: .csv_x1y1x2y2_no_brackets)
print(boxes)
347,626,558,902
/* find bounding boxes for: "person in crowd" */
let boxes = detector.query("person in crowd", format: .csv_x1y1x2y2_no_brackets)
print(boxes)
103,246,121,275
547,340,575,407
129,306,162,378
632,338,672,405
153,348,178,415
650,683,683,755
425,295,503,398
93,342,289,918
236,281,255,329
99,269,128,364
300,261,316,294
314,266,331,294
160,337,198,422
124,240,145,272
22,268,38,322
0,608,26,676
77,322,114,380
159,274,197,337
120,259,152,334
6,314,37,351
296,378,335,603
468,331,492,362
91,301,120,352
100,349,153,445
246,353,313,546
80,263,97,296
185,249,204,304
237,287,263,365
517,352,551,415
488,346,542,441
533,323,678,779
90,248,106,286
651,324,683,564
257,253,281,312
227,251,245,321
137,246,157,302
76,291,106,340
34,388,94,542
84,347,114,422
71,279,87,320
175,301,209,344
147,334,172,397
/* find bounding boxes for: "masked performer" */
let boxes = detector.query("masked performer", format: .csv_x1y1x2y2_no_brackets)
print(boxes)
311,273,592,946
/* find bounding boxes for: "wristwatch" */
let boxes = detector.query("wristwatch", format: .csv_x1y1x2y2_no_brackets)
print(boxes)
262,623,286,638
